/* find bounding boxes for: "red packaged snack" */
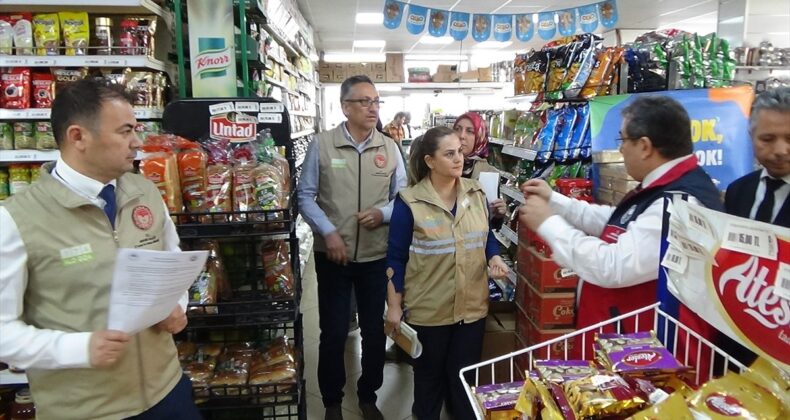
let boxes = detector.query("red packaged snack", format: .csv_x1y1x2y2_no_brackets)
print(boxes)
2,68,31,109
555,178,593,201
31,72,54,108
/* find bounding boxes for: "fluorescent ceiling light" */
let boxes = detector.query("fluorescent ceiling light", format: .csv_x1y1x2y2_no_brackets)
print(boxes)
356,12,384,25
404,54,468,61
719,16,744,24
353,40,386,49
323,53,386,63
419,35,455,45
474,41,513,49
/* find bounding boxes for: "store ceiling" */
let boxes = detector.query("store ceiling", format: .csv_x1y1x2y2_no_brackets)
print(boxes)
295,0,721,58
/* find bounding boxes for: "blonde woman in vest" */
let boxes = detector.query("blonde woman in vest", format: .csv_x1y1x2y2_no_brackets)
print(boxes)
0,79,198,419
384,126,510,420
454,112,507,226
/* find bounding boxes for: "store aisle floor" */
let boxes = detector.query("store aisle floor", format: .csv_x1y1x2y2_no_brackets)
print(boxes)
300,254,452,420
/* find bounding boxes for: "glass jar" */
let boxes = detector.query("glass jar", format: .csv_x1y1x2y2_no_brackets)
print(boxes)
10,389,34,420
94,17,113,55
119,19,138,55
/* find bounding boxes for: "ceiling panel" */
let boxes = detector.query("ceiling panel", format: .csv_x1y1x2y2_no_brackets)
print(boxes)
296,0,723,57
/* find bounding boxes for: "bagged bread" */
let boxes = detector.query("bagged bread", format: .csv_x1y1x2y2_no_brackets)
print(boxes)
140,144,183,213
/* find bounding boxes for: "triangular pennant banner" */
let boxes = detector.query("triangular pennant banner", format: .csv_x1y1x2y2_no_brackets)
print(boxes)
599,0,619,29
515,14,534,42
493,14,513,42
472,14,492,42
578,4,599,33
428,9,450,37
406,4,428,35
557,8,577,36
537,12,556,40
383,0,405,29
449,12,470,41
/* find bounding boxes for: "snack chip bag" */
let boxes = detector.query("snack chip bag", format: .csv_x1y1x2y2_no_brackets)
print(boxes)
535,360,598,383
740,357,790,413
552,107,578,162
13,122,35,149
688,372,782,419
628,392,693,420
473,381,525,415
581,48,613,98
533,109,560,162
32,13,59,56
548,382,577,420
58,12,89,55
534,378,564,420
563,373,645,418
515,376,539,418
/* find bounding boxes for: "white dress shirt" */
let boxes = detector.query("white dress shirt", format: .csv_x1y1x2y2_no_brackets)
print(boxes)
0,158,183,370
537,155,703,291
748,168,790,222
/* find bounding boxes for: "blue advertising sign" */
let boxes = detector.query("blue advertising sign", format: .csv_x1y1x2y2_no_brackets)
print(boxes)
472,14,492,42
428,9,449,37
493,14,513,42
449,12,470,41
515,14,535,42
406,4,428,35
537,12,557,40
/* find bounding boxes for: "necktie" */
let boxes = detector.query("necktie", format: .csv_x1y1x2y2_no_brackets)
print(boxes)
99,184,117,228
755,177,785,223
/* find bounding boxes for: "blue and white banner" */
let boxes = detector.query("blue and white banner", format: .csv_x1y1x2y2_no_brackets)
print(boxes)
406,4,428,35
428,9,449,37
557,8,577,37
599,0,618,29
383,0,405,29
515,14,535,42
578,4,599,33
537,12,556,40
493,14,513,42
381,0,617,42
472,14,492,42
449,12,470,41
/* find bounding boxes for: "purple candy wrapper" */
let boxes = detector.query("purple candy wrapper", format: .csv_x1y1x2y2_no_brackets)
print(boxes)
473,381,525,411
609,345,684,373
535,360,598,382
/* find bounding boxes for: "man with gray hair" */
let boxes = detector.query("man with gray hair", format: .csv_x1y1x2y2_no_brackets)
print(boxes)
298,75,407,420
725,87,790,226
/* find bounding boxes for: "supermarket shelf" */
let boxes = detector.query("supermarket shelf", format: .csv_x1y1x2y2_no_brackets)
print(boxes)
735,65,790,71
502,145,537,161
489,137,513,146
501,185,525,204
0,150,59,162
505,94,539,103
0,108,163,120
291,129,314,139
0,0,172,27
0,55,168,71
265,77,297,95
496,168,516,182
0,370,27,385
501,225,519,244
262,24,300,58
289,110,315,117
266,54,289,68
494,231,511,248
283,66,298,77
324,82,507,90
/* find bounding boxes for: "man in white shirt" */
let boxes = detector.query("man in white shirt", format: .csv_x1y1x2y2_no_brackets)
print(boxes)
0,79,198,419
519,96,723,360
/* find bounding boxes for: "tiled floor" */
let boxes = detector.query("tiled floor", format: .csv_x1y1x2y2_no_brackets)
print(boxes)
300,254,451,420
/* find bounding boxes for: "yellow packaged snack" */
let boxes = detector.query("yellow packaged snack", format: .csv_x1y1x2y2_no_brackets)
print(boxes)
563,373,645,418
688,372,781,419
58,12,89,56
660,376,695,400
533,378,563,420
628,393,693,420
32,13,59,55
515,378,539,419
740,357,790,414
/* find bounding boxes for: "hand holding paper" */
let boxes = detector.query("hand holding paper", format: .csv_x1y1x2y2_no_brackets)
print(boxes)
384,320,423,358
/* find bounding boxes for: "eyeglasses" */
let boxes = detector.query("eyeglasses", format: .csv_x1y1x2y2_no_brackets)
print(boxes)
343,98,384,108
615,136,640,144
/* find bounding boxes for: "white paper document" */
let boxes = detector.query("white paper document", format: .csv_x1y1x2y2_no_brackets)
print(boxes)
107,249,208,334
478,172,500,203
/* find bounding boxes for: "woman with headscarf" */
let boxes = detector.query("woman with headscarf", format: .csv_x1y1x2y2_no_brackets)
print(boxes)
453,111,507,224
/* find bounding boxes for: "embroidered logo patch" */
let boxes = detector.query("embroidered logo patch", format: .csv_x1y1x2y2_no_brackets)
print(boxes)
620,205,637,225
374,154,387,168
132,205,154,230
331,158,347,169
60,244,94,266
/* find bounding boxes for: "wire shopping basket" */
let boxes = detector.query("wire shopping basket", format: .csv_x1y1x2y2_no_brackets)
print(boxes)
459,303,748,419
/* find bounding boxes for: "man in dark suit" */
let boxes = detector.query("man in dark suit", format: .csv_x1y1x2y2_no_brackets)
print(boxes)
720,87,789,366
725,87,790,227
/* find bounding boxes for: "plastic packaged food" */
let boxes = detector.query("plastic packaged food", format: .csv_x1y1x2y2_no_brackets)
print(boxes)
10,13,34,55
261,241,294,298
563,373,645,418
2,68,31,109
534,378,564,420
581,48,613,98
119,19,138,55
688,372,782,419
534,109,560,162
536,360,598,383
32,13,59,56
628,392,693,420
740,357,790,413
232,164,258,220
177,141,208,214
0,123,13,150
127,71,154,107
552,107,578,162
13,122,35,150
52,68,87,88
139,144,183,213
206,164,232,215
34,122,56,150
568,105,590,159
515,377,539,418
94,17,113,55
58,12,89,56
0,16,12,55
31,72,55,108
524,51,549,94
9,164,31,195
549,382,577,420
473,381,524,415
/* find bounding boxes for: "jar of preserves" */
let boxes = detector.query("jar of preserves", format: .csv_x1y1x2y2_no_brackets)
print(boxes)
10,389,34,420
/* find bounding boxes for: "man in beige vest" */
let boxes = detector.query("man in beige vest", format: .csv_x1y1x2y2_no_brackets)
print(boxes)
298,75,407,420
0,79,199,419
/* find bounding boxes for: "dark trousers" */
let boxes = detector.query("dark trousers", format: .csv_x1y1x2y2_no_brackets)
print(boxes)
315,252,387,407
411,318,485,420
126,374,202,419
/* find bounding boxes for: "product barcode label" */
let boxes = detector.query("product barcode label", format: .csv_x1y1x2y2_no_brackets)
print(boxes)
235,102,260,112
668,229,709,261
209,102,235,115
721,221,777,260
84,58,102,65
661,246,688,274
560,268,576,278
259,103,285,113
31,58,55,66
3,58,27,65
774,263,790,300
687,205,717,238
28,109,50,119
104,58,125,66
258,113,283,123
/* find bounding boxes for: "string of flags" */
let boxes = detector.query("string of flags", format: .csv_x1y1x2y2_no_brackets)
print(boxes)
382,0,619,42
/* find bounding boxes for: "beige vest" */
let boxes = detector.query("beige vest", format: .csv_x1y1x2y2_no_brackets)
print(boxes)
3,163,182,420
314,125,398,262
469,158,497,181
399,177,490,326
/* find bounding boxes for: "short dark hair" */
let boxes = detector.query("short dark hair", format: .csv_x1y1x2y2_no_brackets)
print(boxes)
51,78,133,147
409,126,455,184
340,75,374,102
394,112,407,120
621,95,693,159
750,87,790,133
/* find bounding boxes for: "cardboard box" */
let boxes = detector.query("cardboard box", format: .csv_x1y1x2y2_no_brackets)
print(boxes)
370,71,386,83
386,53,405,82
319,61,331,70
517,274,575,328
478,66,493,82
436,64,458,74
373,63,386,72
598,163,633,180
523,246,578,293
612,178,640,194
431,71,457,83
522,312,578,359
458,70,479,81
596,187,615,206
318,68,333,83
478,331,521,385
331,68,347,83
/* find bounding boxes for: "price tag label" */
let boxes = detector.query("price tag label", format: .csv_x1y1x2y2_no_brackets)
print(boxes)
661,245,689,274
257,113,283,124
13,152,34,160
104,58,125,66
209,102,235,115
3,58,27,66
774,262,790,300
259,103,284,113
559,268,577,278
235,102,259,112
84,58,102,66
28,109,50,119
721,221,778,260
31,58,55,66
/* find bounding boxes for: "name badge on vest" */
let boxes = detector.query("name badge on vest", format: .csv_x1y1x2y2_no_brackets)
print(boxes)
461,198,470,208
331,158,347,169
60,244,94,266
620,205,637,224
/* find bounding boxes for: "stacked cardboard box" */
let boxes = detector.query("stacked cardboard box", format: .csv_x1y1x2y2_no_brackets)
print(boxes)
386,53,405,83
478,312,520,385
431,64,458,83
597,161,638,206
318,62,388,84
514,227,579,373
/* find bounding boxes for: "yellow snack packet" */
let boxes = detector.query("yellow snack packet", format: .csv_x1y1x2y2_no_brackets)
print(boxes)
628,392,693,420
534,378,563,420
740,357,790,414
688,372,781,419
515,377,539,419
32,13,59,55
58,12,89,55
